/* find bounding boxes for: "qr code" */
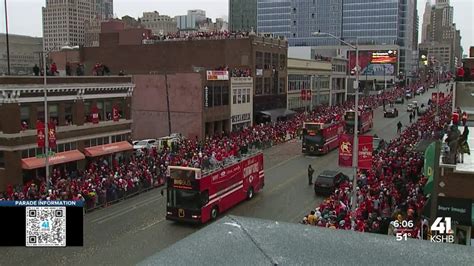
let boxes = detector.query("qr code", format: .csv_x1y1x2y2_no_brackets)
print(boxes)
26,206,66,247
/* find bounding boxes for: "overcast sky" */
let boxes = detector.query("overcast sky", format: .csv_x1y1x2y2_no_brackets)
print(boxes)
0,0,472,53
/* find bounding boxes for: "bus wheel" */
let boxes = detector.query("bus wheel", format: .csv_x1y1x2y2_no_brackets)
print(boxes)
211,206,219,220
247,187,254,200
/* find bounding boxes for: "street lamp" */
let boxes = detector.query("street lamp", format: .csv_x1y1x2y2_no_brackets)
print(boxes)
312,31,360,226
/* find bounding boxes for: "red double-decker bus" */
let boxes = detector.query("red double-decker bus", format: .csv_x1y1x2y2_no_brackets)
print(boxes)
166,152,264,223
344,106,374,134
302,121,344,155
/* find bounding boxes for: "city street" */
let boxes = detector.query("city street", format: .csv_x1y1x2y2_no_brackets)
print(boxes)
0,88,437,265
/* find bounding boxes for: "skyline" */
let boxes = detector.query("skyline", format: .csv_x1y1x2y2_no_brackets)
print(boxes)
0,0,472,53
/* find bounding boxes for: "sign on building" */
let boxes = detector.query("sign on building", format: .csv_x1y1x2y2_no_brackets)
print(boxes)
206,71,229,81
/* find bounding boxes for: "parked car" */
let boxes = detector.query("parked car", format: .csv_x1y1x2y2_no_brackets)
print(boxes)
395,97,404,104
416,87,425,95
133,139,157,151
384,108,399,118
314,171,350,195
407,104,414,112
405,92,413,99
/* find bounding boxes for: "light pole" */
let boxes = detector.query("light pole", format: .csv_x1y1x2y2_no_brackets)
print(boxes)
4,0,11,75
313,31,360,225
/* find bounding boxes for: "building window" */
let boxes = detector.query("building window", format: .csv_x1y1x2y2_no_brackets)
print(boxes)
256,78,263,95
222,86,229,106
272,53,278,70
105,101,113,120
264,78,271,94
0,151,4,168
256,51,263,69
264,53,271,69
64,103,73,125
20,106,31,130
213,86,222,106
279,54,286,70
246,89,250,103
84,102,91,122
233,91,237,104
49,104,59,126
37,106,45,123
279,78,285,94
237,89,242,104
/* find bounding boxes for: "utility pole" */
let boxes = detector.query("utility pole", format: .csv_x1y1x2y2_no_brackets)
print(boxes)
164,73,172,135
4,0,11,75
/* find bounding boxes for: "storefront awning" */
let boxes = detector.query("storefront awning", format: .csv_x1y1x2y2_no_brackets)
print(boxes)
21,150,85,170
83,141,133,157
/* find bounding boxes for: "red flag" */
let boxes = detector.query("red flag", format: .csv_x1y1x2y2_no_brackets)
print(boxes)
112,105,120,122
338,134,353,168
36,121,45,148
91,105,99,124
358,135,373,170
300,89,306,100
48,122,57,148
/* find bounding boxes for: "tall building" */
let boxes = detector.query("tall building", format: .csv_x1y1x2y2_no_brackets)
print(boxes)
423,0,462,71
421,0,432,43
257,0,342,46
176,9,207,30
0,34,43,75
42,0,114,51
141,11,177,35
229,0,257,32
257,0,417,73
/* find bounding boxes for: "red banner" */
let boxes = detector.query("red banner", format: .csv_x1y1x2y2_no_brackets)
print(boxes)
112,105,120,122
91,105,99,124
358,135,373,170
306,90,312,101
36,121,45,148
48,122,57,148
338,134,353,168
300,89,306,100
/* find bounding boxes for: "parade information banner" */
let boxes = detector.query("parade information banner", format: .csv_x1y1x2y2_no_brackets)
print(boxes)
338,135,373,169
0,201,83,247
206,70,229,81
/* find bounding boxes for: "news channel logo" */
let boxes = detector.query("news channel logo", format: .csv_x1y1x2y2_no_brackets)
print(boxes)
430,217,455,243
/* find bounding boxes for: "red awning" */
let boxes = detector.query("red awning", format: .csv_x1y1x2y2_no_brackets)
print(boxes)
83,141,133,157
21,150,85,170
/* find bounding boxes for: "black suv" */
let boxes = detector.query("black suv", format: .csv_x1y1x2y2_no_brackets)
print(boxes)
314,171,350,195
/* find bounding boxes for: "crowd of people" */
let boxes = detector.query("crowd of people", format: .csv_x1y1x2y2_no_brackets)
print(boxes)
152,30,250,42
231,68,252,77
302,82,454,240
0,82,429,215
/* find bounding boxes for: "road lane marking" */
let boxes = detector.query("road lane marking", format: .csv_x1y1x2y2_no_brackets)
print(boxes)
92,196,163,224
138,218,165,231
265,154,302,172
89,194,163,223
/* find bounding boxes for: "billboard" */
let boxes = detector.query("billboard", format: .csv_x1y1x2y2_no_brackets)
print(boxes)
206,70,229,81
348,50,398,76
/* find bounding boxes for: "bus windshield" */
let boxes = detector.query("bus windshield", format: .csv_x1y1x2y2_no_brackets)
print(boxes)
304,135,323,144
168,189,205,210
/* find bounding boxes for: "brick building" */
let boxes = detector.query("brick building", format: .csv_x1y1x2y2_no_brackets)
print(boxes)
80,33,288,116
0,77,134,191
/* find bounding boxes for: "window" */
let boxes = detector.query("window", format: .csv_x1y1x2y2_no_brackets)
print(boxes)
279,78,285,94
97,101,104,121
222,86,229,106
272,53,278,69
233,90,237,104
255,78,263,95
256,51,263,69
264,53,271,69
64,103,73,125
246,89,250,103
264,78,271,94
49,104,59,126
20,106,31,129
37,106,45,123
84,102,91,122
0,151,4,168
279,54,286,70
213,86,222,106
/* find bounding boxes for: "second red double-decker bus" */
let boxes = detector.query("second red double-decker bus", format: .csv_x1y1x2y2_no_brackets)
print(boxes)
344,106,374,134
302,121,344,155
166,152,264,223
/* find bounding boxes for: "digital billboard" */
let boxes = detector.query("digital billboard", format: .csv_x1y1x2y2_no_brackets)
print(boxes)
348,50,398,76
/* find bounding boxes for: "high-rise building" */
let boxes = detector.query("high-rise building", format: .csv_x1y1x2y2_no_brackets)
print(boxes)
229,0,257,32
175,9,207,30
257,0,417,73
141,11,177,35
42,0,114,51
422,0,462,71
421,0,432,43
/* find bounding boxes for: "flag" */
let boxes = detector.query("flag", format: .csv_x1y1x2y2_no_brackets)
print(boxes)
358,135,373,170
91,105,99,124
423,142,436,195
36,121,45,148
112,105,120,122
338,134,353,168
48,122,57,148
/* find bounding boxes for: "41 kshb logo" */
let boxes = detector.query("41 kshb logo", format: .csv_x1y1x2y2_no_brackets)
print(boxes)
430,217,454,243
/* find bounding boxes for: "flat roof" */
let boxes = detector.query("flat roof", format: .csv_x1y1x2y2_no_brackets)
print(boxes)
139,215,473,266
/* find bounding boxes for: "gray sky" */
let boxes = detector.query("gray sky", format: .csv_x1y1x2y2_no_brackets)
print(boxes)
0,0,472,53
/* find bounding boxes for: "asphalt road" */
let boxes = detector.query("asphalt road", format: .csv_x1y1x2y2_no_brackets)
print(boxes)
0,87,438,266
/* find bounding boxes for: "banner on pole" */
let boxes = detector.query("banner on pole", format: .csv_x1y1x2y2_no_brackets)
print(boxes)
48,122,57,148
338,134,353,168
91,105,99,124
36,121,45,148
358,135,373,170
